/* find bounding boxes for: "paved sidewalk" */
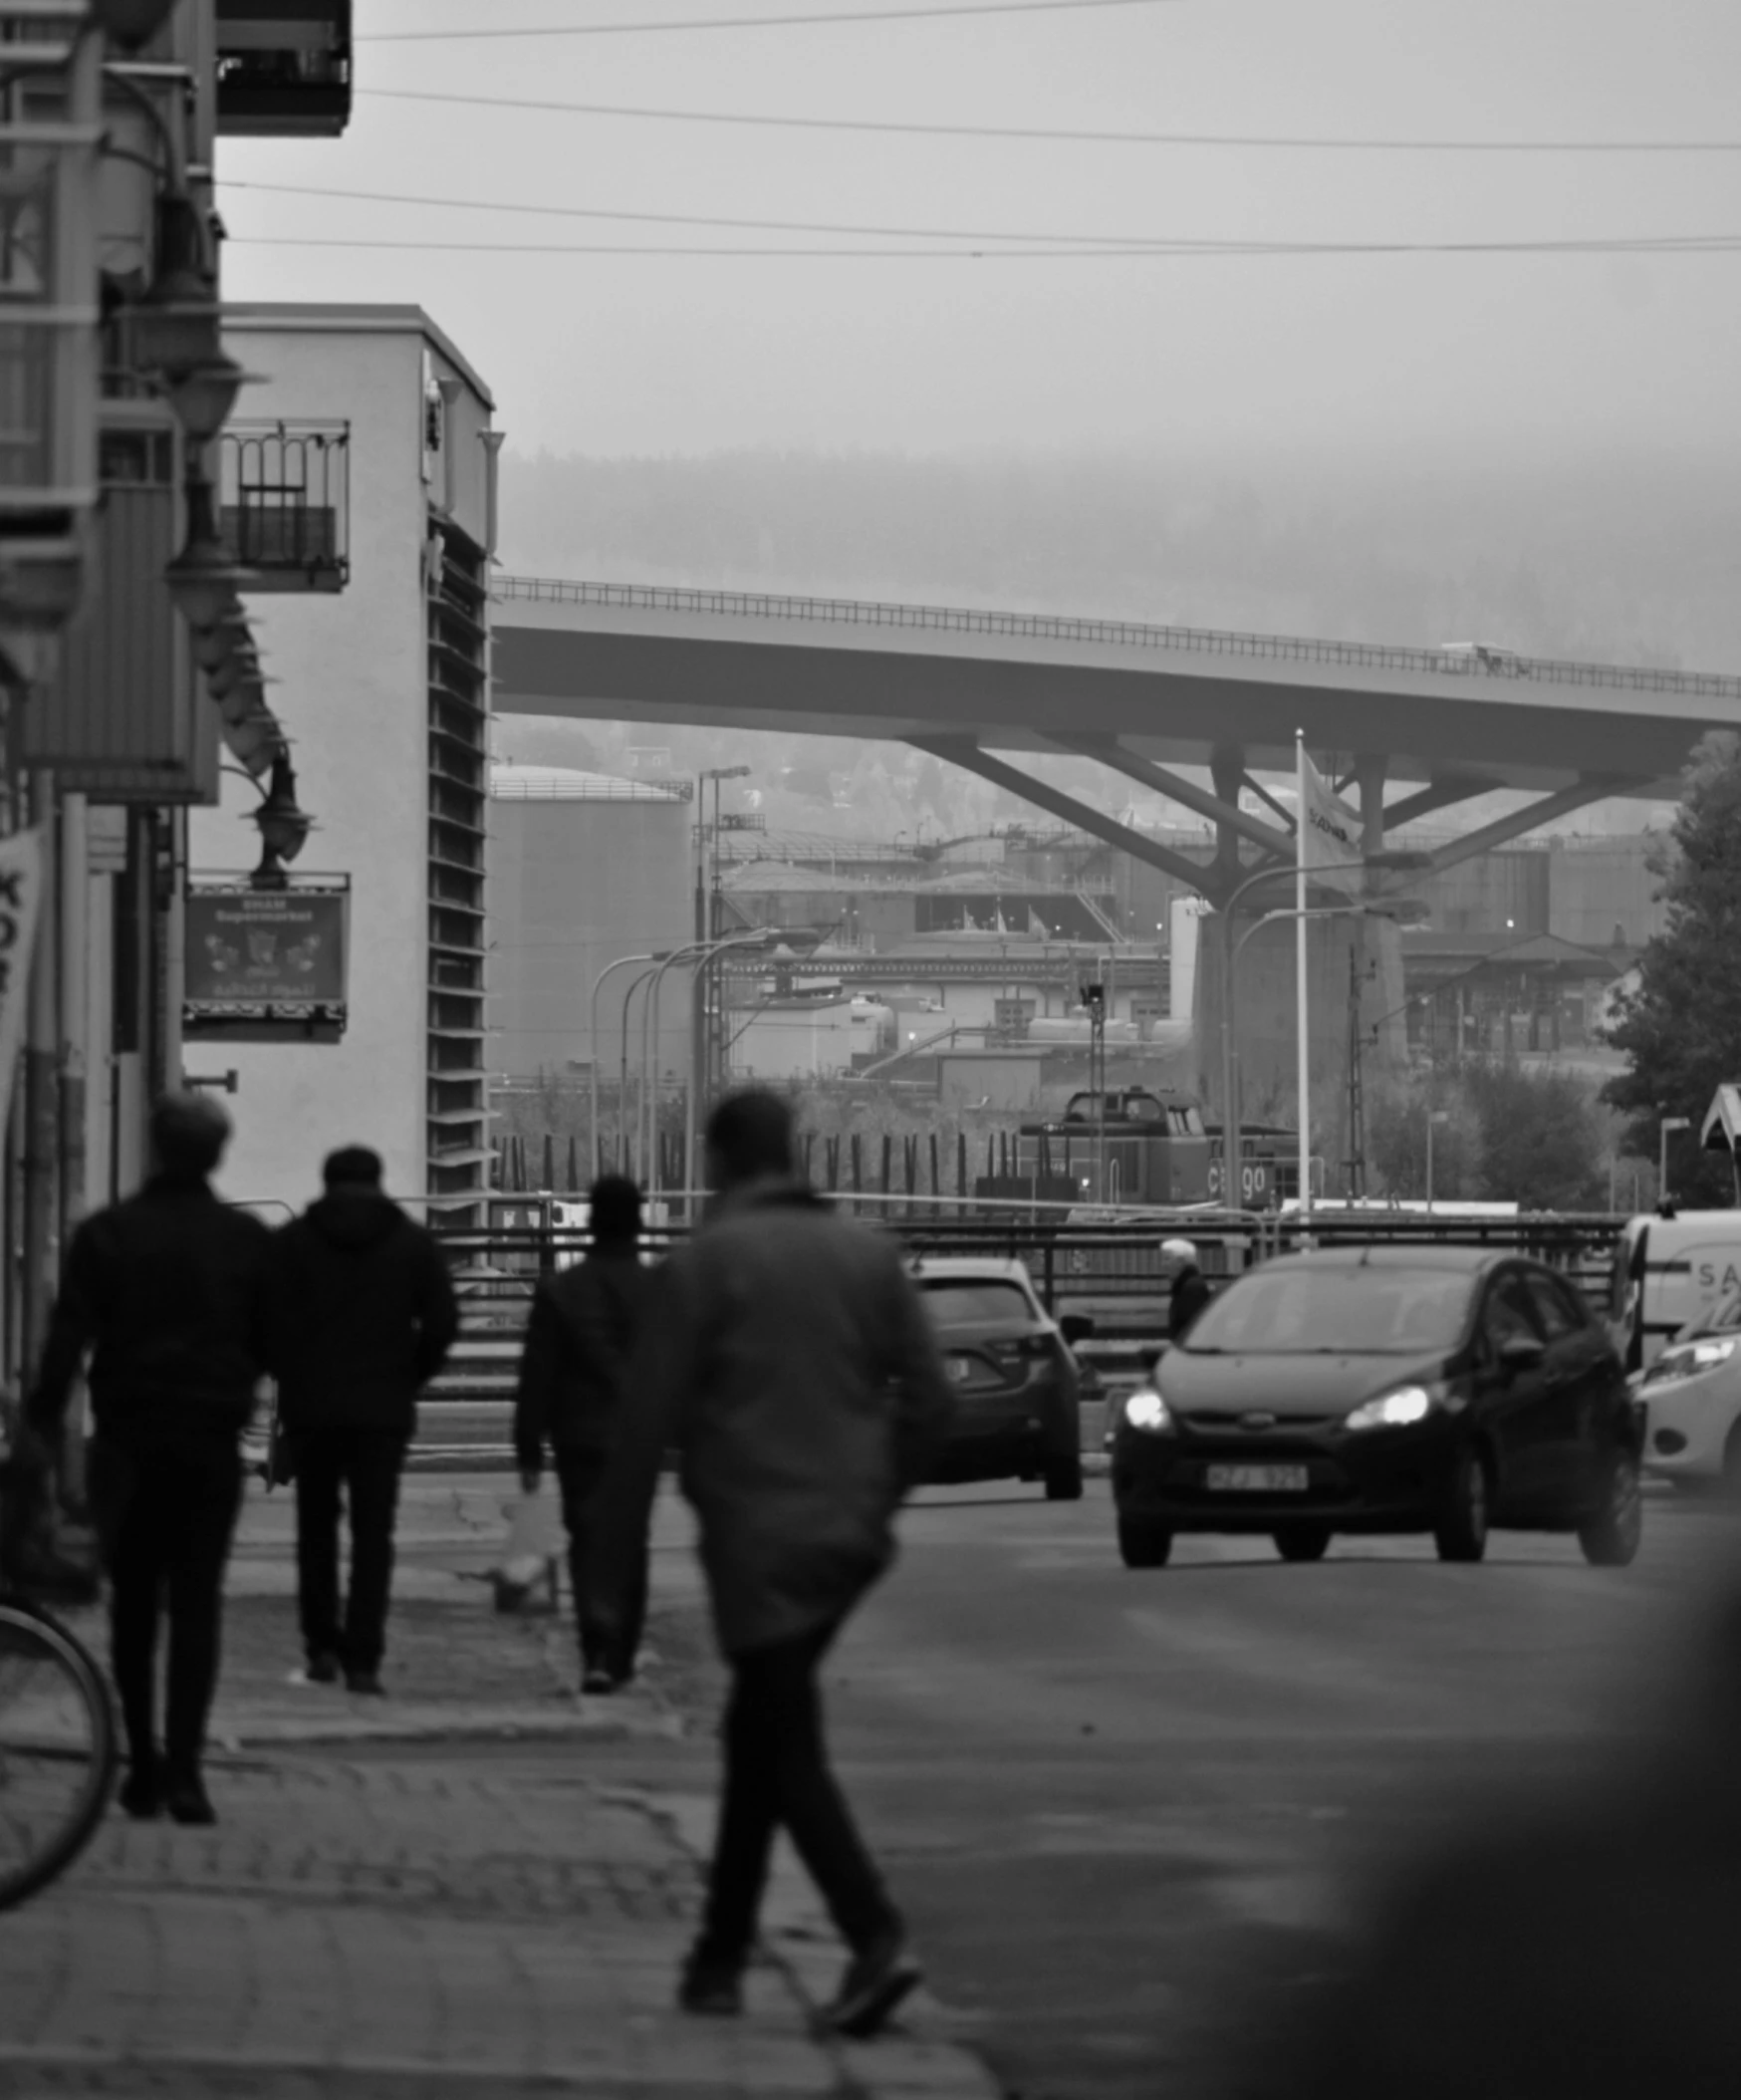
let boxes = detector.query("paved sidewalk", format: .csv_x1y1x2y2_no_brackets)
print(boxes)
0,1756,994,2098
0,1475,995,2098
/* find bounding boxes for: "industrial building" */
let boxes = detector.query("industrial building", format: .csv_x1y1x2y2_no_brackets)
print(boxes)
485,759,693,1085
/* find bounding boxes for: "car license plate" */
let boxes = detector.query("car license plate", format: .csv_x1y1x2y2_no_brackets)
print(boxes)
1204,1463,1309,1493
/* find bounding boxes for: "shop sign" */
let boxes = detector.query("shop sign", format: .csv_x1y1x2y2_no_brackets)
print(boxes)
183,883,349,1039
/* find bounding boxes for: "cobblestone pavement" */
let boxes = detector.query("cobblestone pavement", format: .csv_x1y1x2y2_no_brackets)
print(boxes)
0,1756,996,2100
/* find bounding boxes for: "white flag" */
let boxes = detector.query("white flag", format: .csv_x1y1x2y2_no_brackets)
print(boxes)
0,829,44,1127
1299,751,1364,895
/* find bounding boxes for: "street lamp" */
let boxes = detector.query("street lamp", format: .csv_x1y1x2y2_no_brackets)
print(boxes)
1425,1110,1451,1212
224,751,312,889
681,929,782,1217
1659,1115,1691,1209
1217,850,1431,1210
587,951,662,1180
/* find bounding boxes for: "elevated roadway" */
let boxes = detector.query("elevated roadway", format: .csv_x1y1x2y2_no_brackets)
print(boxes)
492,574,1740,806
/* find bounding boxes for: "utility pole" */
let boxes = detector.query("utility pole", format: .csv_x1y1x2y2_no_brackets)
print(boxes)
1344,942,1367,1200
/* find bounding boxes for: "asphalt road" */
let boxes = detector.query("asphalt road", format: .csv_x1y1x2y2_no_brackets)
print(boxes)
367,1479,1740,2100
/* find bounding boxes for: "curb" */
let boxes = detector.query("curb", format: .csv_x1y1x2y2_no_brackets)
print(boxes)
209,1699,687,1751
606,1788,1001,2100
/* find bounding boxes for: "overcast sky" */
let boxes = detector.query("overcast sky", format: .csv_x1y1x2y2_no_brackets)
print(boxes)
218,1,1741,463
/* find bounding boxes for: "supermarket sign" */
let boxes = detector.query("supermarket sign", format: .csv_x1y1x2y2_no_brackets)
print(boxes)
183,882,349,1041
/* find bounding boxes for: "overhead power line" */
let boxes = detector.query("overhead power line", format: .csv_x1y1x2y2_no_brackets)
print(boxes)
359,0,1177,39
222,182,1741,254
222,177,1231,247
229,233,1741,258
361,86,1741,153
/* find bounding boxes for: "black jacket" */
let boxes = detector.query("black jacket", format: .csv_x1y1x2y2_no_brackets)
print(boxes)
27,1174,273,1444
514,1251,652,1469
1168,1265,1214,1343
269,1191,459,1434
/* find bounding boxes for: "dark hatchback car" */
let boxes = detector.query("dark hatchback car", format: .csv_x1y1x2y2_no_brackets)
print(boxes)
914,1257,1087,1500
1112,1247,1641,1569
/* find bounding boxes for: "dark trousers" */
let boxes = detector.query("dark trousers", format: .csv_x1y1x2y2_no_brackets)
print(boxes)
91,1432,243,1779
293,1427,408,1674
554,1447,645,1680
698,1618,899,1968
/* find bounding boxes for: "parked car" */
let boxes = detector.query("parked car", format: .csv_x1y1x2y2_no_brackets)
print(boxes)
1635,1290,1741,1489
1111,1246,1641,1569
912,1256,1088,1499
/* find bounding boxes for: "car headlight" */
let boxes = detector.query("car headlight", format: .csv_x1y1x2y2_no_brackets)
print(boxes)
1344,1384,1444,1433
1122,1387,1174,1435
1645,1336,1740,1386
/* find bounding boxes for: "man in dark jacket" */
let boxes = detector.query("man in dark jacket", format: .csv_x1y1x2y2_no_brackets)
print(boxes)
588,1090,955,2040
26,1093,272,1826
514,1174,652,1693
269,1146,458,1696
1162,1237,1213,1342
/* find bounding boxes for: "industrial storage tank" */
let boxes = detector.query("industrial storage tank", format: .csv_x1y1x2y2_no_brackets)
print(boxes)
486,762,693,1082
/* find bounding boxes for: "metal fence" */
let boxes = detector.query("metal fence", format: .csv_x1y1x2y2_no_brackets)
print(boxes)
430,1206,1629,1353
492,574,1741,704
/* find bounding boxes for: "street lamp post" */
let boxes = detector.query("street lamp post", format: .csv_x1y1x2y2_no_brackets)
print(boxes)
681,930,780,1218
588,950,661,1179
619,965,662,1177
1659,1115,1691,1207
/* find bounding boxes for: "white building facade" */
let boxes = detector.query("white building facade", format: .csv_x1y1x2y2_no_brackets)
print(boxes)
189,306,498,1215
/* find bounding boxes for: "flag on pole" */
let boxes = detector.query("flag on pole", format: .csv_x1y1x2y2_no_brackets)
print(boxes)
1298,749,1364,896
0,828,44,1128
1295,735,1312,1220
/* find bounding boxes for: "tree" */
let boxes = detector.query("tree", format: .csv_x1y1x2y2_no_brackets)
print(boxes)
1604,733,1741,1204
1464,1064,1608,1212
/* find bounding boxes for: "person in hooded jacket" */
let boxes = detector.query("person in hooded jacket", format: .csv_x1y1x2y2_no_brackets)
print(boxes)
270,1146,458,1695
513,1173,654,1693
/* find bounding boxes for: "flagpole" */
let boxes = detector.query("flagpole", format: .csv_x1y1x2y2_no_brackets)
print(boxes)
1296,729,1311,1227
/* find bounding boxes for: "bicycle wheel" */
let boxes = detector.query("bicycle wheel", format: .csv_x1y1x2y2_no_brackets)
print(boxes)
0,1597,117,1909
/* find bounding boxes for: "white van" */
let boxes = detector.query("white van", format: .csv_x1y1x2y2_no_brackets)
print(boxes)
1609,1210,1741,1373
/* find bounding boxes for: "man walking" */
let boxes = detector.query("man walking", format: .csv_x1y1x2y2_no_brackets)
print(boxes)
513,1173,653,1693
26,1093,272,1825
589,1090,954,2038
269,1147,458,1696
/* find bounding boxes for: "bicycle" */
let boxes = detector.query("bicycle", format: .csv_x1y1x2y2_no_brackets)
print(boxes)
0,1427,119,1910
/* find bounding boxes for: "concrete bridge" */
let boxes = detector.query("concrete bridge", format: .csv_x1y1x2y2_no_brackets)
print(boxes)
490,574,1733,1149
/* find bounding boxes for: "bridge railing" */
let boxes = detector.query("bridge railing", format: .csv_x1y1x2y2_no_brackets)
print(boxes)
492,575,1741,704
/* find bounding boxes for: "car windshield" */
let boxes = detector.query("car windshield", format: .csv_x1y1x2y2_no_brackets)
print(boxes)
1184,1265,1474,1356
919,1280,1037,1330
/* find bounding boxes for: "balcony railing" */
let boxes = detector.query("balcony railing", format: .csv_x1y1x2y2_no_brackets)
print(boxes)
218,419,349,591
216,0,352,138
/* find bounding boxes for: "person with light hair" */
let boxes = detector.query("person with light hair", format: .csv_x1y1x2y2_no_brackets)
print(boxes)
1161,1237,1212,1342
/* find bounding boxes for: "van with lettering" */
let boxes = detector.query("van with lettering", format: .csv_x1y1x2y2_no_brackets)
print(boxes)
1608,1212,1741,1373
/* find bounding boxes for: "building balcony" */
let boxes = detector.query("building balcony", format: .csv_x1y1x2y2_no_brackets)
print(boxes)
216,1,352,138
218,419,348,591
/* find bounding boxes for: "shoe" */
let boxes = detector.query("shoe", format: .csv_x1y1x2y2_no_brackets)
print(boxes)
306,1650,342,1685
163,1772,216,1827
581,1667,619,1697
677,1947,744,2017
117,1762,161,1820
827,1931,921,2039
345,1669,384,1697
